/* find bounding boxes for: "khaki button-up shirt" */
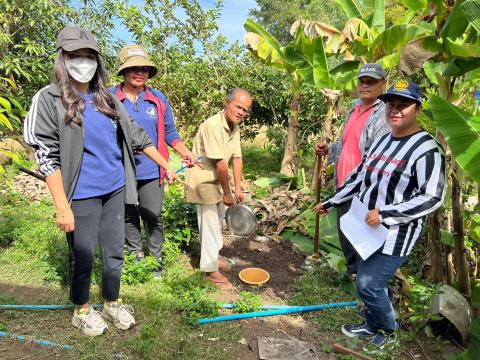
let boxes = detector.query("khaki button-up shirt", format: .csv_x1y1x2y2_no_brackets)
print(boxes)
185,112,242,204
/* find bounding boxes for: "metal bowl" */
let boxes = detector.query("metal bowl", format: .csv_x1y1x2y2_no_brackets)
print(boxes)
225,204,257,236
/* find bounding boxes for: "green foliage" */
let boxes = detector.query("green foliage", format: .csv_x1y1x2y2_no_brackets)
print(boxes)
456,316,480,359
429,94,480,182
0,192,68,284
162,182,197,265
162,267,221,325
121,253,160,285
404,276,443,333
281,230,313,254
250,0,348,45
289,265,356,332
108,0,279,140
298,207,342,256
0,0,67,105
234,291,262,313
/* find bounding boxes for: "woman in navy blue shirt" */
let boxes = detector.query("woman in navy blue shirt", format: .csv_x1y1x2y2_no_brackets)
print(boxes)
24,28,176,337
112,45,194,278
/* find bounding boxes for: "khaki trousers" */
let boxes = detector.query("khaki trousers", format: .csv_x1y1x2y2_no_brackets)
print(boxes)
197,202,225,272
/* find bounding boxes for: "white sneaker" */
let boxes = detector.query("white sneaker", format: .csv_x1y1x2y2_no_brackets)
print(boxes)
102,299,135,330
72,306,108,336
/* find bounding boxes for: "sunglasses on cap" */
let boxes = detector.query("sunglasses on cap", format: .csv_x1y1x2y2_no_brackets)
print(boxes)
126,66,151,73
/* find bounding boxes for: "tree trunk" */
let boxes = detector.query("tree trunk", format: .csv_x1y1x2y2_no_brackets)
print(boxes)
280,91,301,176
478,183,480,208
311,89,341,189
427,129,447,283
451,159,471,298
427,215,444,282
446,250,455,284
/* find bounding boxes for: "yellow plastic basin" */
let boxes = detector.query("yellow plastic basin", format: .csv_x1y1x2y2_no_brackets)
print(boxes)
239,268,270,285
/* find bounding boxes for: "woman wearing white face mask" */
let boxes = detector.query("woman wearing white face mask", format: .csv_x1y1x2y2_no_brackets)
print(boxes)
24,27,177,337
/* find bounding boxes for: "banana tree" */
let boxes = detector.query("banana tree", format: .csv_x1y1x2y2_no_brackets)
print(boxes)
244,19,357,176
397,0,480,297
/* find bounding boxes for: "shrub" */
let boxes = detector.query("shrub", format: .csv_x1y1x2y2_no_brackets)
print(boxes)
234,291,262,313
121,253,160,285
162,183,197,245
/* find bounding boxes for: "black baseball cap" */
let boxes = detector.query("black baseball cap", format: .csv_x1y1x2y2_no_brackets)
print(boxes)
56,27,100,53
357,63,386,80
378,80,422,104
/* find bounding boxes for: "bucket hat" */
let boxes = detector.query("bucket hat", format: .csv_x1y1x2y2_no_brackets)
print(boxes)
117,44,157,78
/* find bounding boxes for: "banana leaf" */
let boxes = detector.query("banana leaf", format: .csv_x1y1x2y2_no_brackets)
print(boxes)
335,0,364,20
462,0,480,32
402,0,428,11
370,0,385,33
443,58,480,77
371,24,432,60
439,0,469,40
429,94,480,182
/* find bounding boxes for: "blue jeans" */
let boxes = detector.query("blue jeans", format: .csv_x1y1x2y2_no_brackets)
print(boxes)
356,253,406,333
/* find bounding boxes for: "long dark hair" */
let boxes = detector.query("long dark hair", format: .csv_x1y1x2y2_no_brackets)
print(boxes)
53,48,119,125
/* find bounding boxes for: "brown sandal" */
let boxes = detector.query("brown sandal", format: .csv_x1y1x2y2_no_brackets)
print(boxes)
218,259,231,272
206,272,233,291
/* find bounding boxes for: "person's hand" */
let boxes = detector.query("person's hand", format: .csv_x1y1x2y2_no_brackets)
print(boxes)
182,152,195,168
235,189,244,204
165,169,178,184
365,208,381,226
56,206,74,233
315,143,328,156
223,192,234,207
313,202,328,216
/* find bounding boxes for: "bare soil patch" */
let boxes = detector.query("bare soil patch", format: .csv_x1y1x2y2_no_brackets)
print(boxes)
221,233,305,299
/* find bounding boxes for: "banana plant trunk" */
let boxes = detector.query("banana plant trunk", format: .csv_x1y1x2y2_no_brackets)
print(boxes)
427,130,447,282
311,89,341,189
451,159,471,298
280,87,301,176
427,215,444,282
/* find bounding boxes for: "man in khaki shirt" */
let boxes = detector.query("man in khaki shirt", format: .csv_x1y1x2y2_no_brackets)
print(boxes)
185,88,252,290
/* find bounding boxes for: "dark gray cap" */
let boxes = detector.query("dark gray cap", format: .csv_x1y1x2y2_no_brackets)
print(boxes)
56,27,100,53
357,63,386,80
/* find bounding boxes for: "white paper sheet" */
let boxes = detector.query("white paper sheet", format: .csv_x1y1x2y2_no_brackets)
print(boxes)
339,197,388,260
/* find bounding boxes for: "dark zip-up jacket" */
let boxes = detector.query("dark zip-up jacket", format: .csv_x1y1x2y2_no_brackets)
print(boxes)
23,84,153,204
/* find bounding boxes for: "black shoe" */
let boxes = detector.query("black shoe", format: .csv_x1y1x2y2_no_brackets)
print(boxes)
153,267,163,280
341,323,375,338
363,331,398,354
135,252,145,262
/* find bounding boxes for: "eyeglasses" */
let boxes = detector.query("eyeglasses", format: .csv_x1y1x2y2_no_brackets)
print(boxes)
126,66,150,73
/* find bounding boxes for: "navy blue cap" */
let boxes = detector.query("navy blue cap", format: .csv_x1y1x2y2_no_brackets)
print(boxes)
357,63,386,79
378,80,422,104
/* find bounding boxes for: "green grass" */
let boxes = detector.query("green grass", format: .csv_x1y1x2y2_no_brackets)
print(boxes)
242,143,282,177
0,190,241,360
289,265,357,333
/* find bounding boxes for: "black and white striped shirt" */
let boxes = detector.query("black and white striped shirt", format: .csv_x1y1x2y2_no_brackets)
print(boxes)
323,130,446,257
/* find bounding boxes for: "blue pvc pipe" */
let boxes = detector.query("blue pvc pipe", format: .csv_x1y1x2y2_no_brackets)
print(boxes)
199,301,358,325
221,304,302,310
176,156,204,173
0,331,72,350
0,304,102,310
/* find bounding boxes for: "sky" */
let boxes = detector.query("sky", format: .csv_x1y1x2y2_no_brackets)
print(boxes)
115,0,258,46
207,0,258,44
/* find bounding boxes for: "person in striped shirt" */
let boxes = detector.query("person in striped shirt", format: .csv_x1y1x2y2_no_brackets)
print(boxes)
315,80,446,354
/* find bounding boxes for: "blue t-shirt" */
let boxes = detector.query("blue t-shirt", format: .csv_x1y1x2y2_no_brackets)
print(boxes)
72,93,125,200
122,91,160,180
